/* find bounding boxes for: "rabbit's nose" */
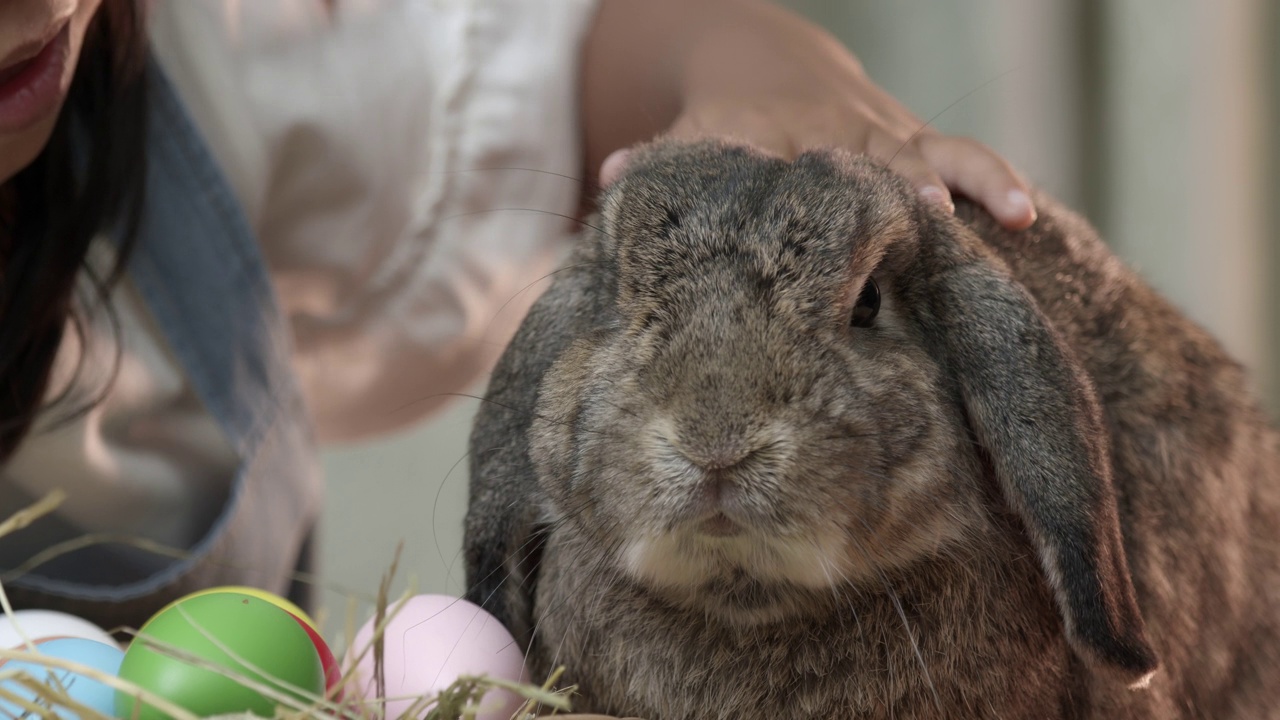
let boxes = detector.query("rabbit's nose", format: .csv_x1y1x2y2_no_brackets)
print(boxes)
678,442,757,472
661,422,792,478
646,413,794,484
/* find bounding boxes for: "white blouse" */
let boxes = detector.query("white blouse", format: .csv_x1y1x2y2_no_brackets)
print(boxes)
0,0,597,557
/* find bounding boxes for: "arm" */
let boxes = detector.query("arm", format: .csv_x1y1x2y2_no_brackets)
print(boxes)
580,0,1036,230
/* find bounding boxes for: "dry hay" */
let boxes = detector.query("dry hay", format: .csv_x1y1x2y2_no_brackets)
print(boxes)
0,491,601,720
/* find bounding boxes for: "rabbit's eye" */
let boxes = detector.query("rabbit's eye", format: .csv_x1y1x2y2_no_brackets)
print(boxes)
850,277,880,328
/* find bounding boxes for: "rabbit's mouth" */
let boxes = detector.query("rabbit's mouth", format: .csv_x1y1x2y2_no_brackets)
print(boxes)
695,511,741,537
616,526,857,623
669,487,756,539
611,459,982,622
618,518,848,588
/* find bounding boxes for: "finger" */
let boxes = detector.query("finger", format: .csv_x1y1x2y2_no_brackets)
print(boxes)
599,148,632,187
918,134,1037,230
861,81,931,134
866,130,955,214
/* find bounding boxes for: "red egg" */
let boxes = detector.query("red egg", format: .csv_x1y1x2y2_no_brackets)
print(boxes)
287,611,343,698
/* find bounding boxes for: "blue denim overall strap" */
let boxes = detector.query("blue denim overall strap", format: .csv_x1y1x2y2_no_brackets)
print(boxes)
3,59,323,629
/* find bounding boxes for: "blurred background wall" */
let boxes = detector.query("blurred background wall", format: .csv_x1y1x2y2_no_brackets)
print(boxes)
785,0,1276,404
314,0,1279,637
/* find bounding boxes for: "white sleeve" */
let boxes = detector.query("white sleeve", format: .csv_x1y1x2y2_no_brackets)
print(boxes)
148,0,599,443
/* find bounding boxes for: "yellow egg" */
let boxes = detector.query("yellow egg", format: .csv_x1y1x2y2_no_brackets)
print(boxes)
145,586,317,632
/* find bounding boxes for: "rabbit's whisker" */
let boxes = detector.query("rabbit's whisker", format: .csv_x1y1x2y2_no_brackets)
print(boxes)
886,65,1021,169
524,532,627,692
446,461,609,597
437,207,616,244
821,551,867,640
482,496,597,624
396,392,622,441
850,517,943,715
439,166,587,186
818,431,893,442
474,494,612,691
428,448,474,589
482,260,611,339
596,397,642,420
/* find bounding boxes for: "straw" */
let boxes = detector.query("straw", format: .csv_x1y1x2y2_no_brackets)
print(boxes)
0,492,578,720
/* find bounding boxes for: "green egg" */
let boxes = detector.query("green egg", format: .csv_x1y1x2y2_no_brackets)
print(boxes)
115,592,324,720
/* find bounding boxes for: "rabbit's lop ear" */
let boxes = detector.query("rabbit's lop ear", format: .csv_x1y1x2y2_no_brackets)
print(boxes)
463,495,544,646
914,218,1158,688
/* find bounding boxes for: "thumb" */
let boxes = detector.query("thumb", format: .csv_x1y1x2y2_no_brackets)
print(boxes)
599,148,633,187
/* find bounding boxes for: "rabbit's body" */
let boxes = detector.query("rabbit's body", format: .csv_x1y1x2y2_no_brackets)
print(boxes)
533,517,1083,718
464,141,1280,719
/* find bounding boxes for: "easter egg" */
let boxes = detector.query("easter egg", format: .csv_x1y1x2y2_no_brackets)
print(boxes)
116,592,324,720
345,594,527,720
0,637,124,719
147,585,318,631
287,611,343,698
145,586,339,696
0,610,118,649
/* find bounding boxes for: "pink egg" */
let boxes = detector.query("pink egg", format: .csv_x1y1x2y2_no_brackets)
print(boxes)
345,594,528,720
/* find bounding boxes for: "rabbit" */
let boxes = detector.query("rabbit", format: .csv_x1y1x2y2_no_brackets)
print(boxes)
463,138,1280,719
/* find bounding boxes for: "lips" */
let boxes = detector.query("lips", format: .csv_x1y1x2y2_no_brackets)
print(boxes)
0,54,39,87
0,18,74,133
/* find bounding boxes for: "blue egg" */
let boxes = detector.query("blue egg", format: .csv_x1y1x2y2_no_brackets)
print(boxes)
0,637,124,719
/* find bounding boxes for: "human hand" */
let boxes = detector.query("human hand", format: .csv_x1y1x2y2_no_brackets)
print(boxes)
583,0,1036,230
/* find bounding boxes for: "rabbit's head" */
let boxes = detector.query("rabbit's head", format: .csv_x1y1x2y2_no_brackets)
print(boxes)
527,140,1157,686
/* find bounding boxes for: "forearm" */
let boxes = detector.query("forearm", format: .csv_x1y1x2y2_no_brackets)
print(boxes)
580,0,852,179
579,0,702,184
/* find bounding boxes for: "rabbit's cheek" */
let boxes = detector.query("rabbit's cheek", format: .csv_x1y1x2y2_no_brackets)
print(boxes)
852,463,980,563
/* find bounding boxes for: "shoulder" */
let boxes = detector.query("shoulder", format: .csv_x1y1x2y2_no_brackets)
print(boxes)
141,0,603,440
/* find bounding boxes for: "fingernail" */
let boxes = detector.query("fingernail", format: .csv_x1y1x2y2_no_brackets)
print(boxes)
599,148,632,187
1006,190,1034,220
919,185,954,213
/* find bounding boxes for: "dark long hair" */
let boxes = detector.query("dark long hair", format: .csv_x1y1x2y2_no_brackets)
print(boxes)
0,0,150,462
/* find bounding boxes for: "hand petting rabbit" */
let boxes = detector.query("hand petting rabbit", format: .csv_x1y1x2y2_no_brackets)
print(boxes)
464,139,1280,719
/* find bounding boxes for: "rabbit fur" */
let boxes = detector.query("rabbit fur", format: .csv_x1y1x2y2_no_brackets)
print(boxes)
463,139,1280,719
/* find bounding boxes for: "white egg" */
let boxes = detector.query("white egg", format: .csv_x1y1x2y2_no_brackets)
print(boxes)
345,594,529,720
0,610,118,649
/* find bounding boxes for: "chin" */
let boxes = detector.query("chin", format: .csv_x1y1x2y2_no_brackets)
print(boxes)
615,527,852,624
0,113,58,183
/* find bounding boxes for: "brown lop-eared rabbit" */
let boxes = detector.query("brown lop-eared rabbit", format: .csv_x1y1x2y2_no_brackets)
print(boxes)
464,139,1280,719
